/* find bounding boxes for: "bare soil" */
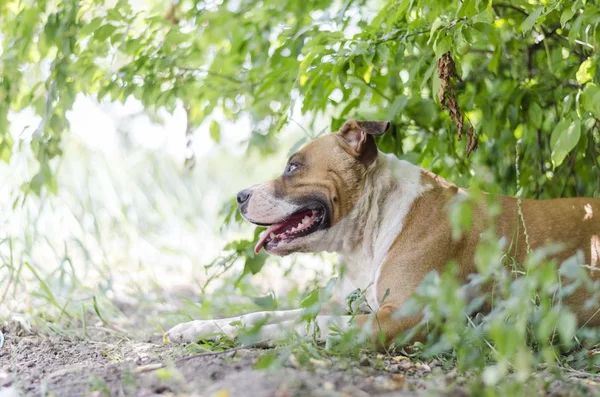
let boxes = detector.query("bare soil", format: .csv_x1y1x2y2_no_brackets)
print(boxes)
0,319,460,397
1,320,598,397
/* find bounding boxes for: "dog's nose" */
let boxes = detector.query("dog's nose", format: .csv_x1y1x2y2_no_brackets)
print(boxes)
236,189,251,206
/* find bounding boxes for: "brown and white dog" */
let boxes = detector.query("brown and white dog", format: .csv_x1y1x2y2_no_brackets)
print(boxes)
165,120,600,345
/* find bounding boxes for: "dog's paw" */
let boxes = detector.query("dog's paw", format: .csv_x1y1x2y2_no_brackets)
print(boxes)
164,320,237,344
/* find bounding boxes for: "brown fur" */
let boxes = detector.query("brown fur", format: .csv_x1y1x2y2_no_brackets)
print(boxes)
354,171,600,344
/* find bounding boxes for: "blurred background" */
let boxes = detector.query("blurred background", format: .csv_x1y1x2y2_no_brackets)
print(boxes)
1,94,340,336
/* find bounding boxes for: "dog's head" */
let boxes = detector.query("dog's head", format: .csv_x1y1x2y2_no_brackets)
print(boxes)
237,120,391,256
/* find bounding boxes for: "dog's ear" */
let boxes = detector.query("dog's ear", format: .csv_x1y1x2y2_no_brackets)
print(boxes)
337,120,390,163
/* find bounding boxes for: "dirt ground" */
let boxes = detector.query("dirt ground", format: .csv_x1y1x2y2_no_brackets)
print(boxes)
1,319,599,397
0,318,462,397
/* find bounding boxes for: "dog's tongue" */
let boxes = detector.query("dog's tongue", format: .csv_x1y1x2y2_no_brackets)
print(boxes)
254,222,285,254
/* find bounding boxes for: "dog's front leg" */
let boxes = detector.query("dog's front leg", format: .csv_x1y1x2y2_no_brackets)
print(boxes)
255,308,421,346
260,306,422,347
164,309,304,344
254,314,358,342
165,309,418,346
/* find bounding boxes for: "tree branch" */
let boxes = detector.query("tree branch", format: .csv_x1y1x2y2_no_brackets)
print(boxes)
373,29,430,45
492,2,529,17
178,67,244,84
356,77,392,102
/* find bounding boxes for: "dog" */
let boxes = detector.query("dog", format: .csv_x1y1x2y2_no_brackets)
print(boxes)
165,119,600,345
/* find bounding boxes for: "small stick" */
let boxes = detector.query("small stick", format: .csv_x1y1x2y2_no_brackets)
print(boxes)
136,343,269,373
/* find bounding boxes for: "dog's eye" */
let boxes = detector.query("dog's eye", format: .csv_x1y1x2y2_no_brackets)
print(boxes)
285,162,300,176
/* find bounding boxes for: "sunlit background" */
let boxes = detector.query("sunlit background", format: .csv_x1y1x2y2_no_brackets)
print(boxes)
0,93,337,336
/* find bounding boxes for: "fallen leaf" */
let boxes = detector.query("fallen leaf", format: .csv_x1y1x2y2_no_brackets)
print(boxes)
392,374,406,385
212,390,230,397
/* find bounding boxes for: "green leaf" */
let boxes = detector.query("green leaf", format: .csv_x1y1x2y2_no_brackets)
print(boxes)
455,30,472,55
339,98,361,120
363,64,373,84
581,84,600,118
29,170,46,195
560,7,576,28
433,34,452,58
375,45,390,64
386,95,408,120
428,18,444,44
550,119,570,149
488,47,501,75
253,293,277,310
94,24,117,41
520,7,543,32
513,123,525,139
381,288,391,303
165,30,188,46
456,0,475,18
0,137,13,163
244,253,266,275
576,58,595,85
209,120,221,143
528,102,542,129
551,116,581,167
80,17,103,37
255,351,278,369
557,311,577,345
472,8,494,24
300,288,320,308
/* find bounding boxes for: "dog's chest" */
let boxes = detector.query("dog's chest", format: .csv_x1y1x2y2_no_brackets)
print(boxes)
334,157,428,310
340,218,408,310
340,253,382,311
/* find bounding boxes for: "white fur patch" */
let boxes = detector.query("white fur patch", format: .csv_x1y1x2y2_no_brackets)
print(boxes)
315,153,427,310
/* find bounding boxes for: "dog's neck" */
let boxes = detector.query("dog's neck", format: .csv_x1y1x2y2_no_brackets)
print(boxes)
315,153,427,305
320,153,425,253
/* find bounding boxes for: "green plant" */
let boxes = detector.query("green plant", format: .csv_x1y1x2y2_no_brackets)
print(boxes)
1,0,598,198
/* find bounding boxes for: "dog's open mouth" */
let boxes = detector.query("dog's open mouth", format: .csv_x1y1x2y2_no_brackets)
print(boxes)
254,205,328,253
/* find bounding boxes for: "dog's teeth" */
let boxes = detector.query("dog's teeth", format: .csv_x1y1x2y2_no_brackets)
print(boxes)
270,233,276,239
297,222,303,228
302,216,310,224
